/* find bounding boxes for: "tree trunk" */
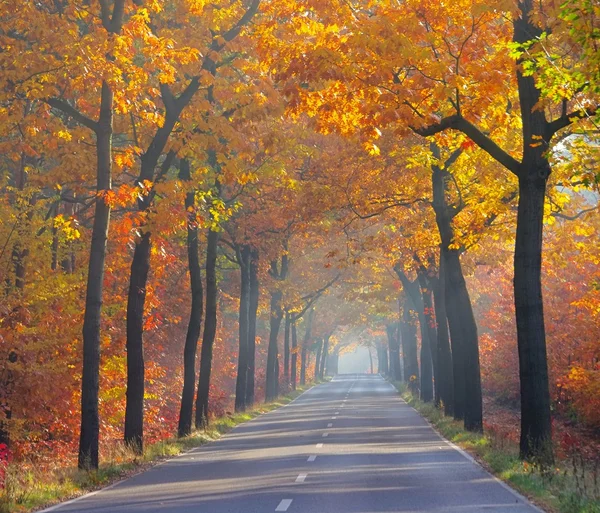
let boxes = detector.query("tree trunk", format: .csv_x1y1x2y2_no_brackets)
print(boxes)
291,320,298,390
444,250,482,431
265,290,283,401
418,271,437,403
432,250,454,416
300,309,314,386
319,334,329,380
386,324,401,381
177,159,203,437
396,270,432,401
314,338,323,381
9,152,29,292
368,346,374,374
195,227,219,429
284,311,291,383
124,231,151,454
378,340,389,375
431,160,482,431
400,296,419,392
78,82,113,470
246,248,259,408
300,344,307,385
514,172,552,461
513,2,553,463
235,246,251,412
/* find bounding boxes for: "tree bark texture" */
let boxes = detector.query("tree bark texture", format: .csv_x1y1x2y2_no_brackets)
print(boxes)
314,338,323,381
418,270,438,403
400,296,419,392
177,159,203,437
319,334,329,380
124,231,151,454
432,250,454,416
195,227,219,429
291,321,298,390
246,248,259,408
513,0,553,463
396,269,433,402
431,160,482,431
386,323,402,382
300,309,314,386
78,81,113,470
265,290,283,401
283,311,291,382
235,246,251,412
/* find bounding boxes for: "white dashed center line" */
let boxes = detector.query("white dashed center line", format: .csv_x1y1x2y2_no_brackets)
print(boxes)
327,423,333,427
276,499,293,511
332,416,337,420
316,443,323,448
307,455,317,462
335,411,340,415
322,433,329,437
295,474,307,483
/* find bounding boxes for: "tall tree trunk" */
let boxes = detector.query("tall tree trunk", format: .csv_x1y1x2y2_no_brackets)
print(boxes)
265,290,283,401
319,334,329,380
9,151,29,292
300,309,314,386
377,340,389,375
78,82,113,470
368,346,374,374
515,173,552,461
418,271,438,403
245,248,259,408
124,231,151,454
177,159,203,437
123,152,176,452
432,250,454,416
400,296,419,392
291,320,298,390
235,246,251,412
386,323,401,381
123,112,178,450
431,160,482,431
396,269,433,402
513,3,553,463
314,338,323,381
195,226,219,429
283,311,291,383
444,250,483,431
300,341,307,385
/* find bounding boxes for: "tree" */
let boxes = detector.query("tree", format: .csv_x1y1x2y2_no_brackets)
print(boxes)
177,158,204,437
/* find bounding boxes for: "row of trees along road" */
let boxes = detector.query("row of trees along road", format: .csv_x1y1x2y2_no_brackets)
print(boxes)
0,0,598,471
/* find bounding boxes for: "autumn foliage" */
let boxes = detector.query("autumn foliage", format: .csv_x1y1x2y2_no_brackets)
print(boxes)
0,0,598,495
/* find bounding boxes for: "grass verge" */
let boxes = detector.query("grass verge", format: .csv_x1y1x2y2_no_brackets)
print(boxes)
0,385,311,513
391,382,600,513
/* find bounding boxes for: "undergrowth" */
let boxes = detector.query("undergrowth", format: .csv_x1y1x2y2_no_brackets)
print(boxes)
392,382,600,513
0,385,309,513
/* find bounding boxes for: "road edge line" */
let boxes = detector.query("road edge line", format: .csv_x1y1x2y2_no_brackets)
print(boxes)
36,382,321,513
396,393,546,513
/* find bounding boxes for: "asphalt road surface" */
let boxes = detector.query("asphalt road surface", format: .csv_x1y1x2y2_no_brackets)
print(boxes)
42,374,543,513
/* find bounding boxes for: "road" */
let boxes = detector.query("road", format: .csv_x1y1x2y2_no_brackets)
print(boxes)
43,375,543,513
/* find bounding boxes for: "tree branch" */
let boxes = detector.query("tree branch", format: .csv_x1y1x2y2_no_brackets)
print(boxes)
415,115,521,176
547,104,599,139
221,0,261,43
47,98,98,131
